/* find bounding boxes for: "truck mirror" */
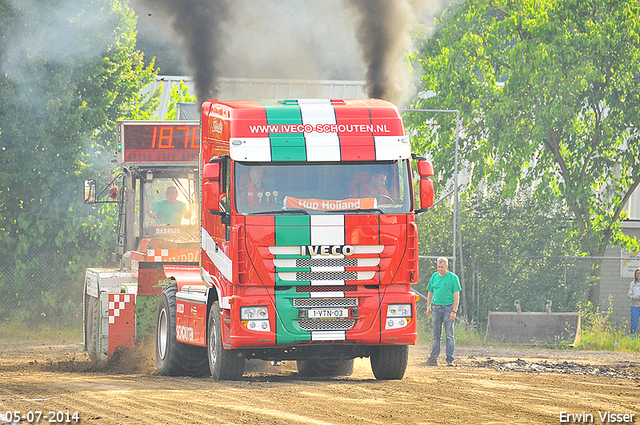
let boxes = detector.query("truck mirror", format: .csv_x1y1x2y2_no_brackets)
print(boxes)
84,179,96,204
417,159,434,177
417,160,434,209
203,181,221,211
419,178,434,209
203,162,222,212
203,162,220,180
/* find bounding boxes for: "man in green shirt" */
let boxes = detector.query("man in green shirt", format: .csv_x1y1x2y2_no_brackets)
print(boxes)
146,186,190,225
425,257,461,366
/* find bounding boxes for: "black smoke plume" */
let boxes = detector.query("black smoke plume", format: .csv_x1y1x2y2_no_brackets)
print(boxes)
133,0,230,103
131,0,442,105
346,0,429,105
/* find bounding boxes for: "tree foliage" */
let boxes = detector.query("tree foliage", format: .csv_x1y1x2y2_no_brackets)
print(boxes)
0,0,158,323
407,0,640,257
417,186,590,325
165,80,197,120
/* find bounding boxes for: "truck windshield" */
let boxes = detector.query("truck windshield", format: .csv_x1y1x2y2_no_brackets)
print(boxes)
234,160,413,215
142,177,200,242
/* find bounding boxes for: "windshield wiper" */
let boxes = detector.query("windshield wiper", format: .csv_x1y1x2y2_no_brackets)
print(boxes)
252,209,310,215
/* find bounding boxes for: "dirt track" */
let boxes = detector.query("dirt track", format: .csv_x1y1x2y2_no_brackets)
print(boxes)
1,341,639,425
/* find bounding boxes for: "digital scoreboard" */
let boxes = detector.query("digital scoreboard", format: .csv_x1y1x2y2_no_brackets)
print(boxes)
117,120,200,166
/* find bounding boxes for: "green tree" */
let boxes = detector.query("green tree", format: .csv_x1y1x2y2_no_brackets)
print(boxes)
417,186,589,325
407,0,640,301
165,80,197,120
0,0,158,324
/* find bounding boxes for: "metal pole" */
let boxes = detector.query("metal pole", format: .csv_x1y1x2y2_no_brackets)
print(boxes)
403,108,461,275
456,112,460,269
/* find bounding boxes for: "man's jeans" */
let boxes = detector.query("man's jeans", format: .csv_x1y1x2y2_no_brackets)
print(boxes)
429,304,455,363
631,306,640,334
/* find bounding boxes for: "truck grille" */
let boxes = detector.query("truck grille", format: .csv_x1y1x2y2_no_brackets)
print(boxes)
294,258,358,267
273,257,379,268
298,271,355,281
278,271,376,282
293,298,358,308
296,285,358,293
298,319,356,331
270,245,382,284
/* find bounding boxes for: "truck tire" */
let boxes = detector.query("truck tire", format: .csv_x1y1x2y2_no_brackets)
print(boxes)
296,359,354,377
85,294,100,362
207,301,245,380
370,345,408,380
156,283,208,376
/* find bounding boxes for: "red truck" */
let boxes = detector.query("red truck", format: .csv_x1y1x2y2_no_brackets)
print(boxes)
156,98,434,380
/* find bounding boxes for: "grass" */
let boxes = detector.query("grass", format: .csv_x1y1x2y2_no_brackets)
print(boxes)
0,321,82,341
417,316,497,347
449,323,640,352
575,329,640,352
568,300,640,353
454,321,495,347
420,308,640,352
571,305,640,352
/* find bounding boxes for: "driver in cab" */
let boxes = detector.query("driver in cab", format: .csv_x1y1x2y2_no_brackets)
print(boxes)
145,186,191,225
239,166,275,207
349,169,391,200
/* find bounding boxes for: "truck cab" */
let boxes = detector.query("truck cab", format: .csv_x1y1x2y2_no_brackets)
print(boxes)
156,99,435,380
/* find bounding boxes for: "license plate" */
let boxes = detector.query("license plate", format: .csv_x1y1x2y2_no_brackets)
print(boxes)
308,308,348,319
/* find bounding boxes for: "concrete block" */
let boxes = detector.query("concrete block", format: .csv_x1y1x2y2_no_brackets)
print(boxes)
486,312,580,345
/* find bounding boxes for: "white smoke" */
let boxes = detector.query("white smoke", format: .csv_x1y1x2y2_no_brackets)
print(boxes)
3,0,454,106
2,0,120,90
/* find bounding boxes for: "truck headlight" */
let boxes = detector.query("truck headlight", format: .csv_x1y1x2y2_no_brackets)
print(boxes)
385,304,412,329
240,306,270,332
241,306,268,320
387,304,411,317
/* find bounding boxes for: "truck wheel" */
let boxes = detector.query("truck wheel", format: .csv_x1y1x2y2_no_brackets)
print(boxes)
370,345,408,380
296,359,354,377
85,294,100,362
156,283,208,376
207,301,245,380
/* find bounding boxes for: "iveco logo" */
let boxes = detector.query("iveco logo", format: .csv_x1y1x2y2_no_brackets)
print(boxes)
300,245,354,256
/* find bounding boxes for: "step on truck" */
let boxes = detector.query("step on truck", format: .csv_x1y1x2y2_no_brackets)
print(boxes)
158,98,434,380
